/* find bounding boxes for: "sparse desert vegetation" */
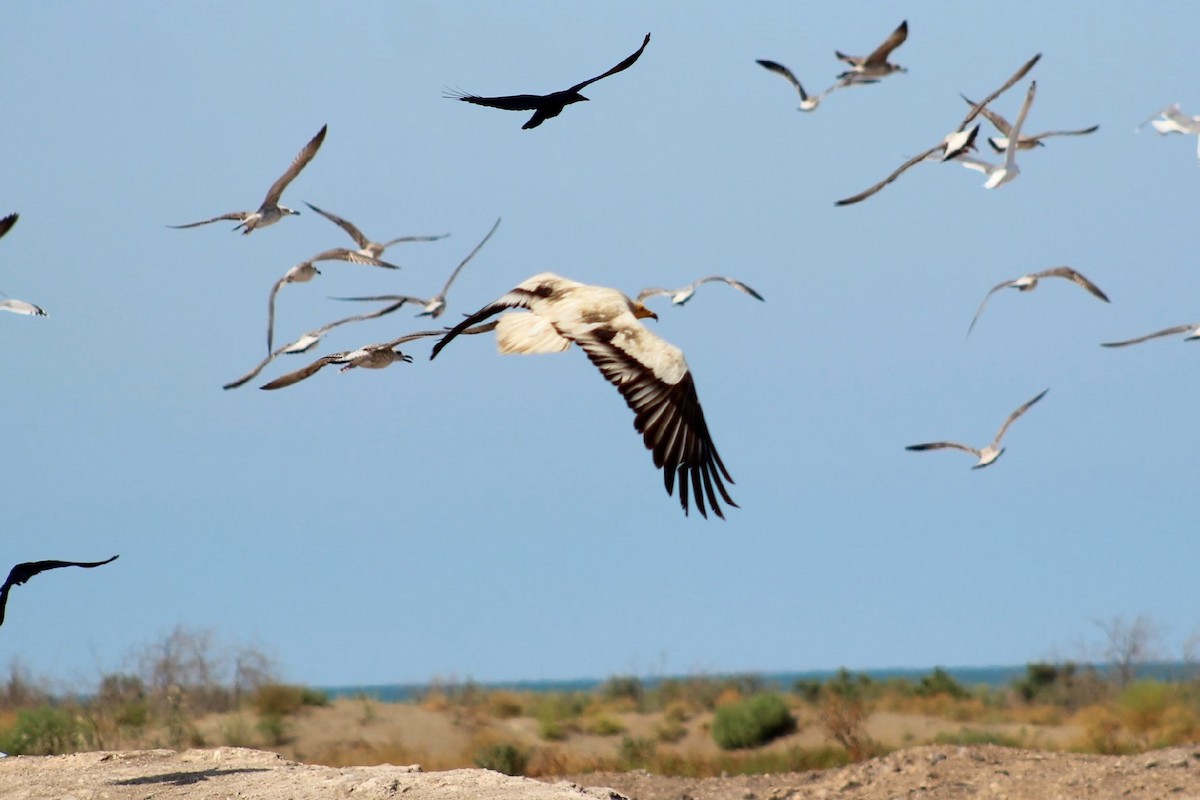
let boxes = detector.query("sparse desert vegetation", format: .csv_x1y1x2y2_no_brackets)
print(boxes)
3,621,1199,778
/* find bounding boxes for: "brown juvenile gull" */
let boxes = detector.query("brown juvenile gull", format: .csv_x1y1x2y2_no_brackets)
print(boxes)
304,201,448,263
968,266,1109,336
835,53,1041,206
637,276,764,307
755,60,874,111
0,213,47,317
223,299,411,390
259,323,496,391
0,555,119,627
835,20,908,80
447,33,650,129
430,272,736,519
1101,323,1200,348
168,124,327,234
906,389,1048,469
330,216,501,319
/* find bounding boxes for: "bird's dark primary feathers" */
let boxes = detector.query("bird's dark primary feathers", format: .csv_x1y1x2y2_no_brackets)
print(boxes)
0,555,119,627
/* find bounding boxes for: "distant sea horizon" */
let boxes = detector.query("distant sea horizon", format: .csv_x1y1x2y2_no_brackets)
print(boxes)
315,661,1197,704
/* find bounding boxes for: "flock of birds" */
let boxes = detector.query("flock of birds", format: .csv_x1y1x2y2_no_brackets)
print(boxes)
3,22,1199,630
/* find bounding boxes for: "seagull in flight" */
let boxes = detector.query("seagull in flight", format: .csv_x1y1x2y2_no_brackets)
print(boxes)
906,389,1048,469
956,80,1037,189
960,94,1098,152
835,53,1041,205
1,555,119,627
0,213,47,318
968,266,1109,336
637,276,764,307
304,202,448,263
330,216,501,319
1101,323,1200,348
223,299,411,390
258,324,495,390
755,60,873,111
1137,104,1200,160
447,33,650,129
168,124,327,234
835,20,908,80
265,261,322,354
430,272,737,519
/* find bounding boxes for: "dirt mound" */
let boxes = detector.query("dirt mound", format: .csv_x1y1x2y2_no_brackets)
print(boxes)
2,744,1199,800
569,744,1200,800
0,747,626,800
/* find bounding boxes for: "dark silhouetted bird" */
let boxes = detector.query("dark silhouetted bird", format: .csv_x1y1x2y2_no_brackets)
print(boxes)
447,33,650,129
0,555,119,627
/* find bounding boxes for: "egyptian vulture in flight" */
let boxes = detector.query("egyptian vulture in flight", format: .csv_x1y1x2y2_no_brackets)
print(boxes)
431,272,737,519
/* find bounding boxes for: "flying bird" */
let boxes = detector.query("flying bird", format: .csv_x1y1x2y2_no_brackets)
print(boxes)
0,213,47,317
265,262,321,354
223,299,411,390
968,267,1109,336
835,20,908,80
906,389,1048,469
960,93,1098,152
955,81,1037,189
258,324,495,390
0,555,119,627
755,60,872,111
447,33,650,129
1137,104,1200,160
304,202,449,262
168,124,327,234
834,53,1041,205
430,273,737,519
1101,324,1200,348
637,276,764,306
330,217,501,319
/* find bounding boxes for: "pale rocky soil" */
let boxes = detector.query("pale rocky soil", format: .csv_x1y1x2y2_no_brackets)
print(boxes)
4,744,1200,800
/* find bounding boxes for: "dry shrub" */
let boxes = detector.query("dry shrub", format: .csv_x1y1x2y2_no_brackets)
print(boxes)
713,686,743,708
524,745,598,777
1156,704,1200,746
654,718,688,743
486,691,524,719
819,694,876,762
582,713,625,736
1117,680,1169,738
419,689,450,713
307,737,441,769
1071,704,1125,754
1007,703,1065,727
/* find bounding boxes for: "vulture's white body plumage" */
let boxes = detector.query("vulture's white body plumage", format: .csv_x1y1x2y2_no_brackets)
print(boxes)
431,272,736,519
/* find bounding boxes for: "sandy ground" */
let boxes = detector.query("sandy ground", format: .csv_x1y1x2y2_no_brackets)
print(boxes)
4,744,1200,800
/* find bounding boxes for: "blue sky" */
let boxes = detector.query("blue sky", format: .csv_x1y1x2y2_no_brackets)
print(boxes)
2,2,1198,689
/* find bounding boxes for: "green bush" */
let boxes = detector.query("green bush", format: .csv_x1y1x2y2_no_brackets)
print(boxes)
824,668,875,700
473,742,529,776
584,714,626,736
711,693,796,750
932,728,1022,747
617,735,657,770
600,676,644,706
1118,680,1170,736
0,706,90,755
914,668,970,699
252,684,305,717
